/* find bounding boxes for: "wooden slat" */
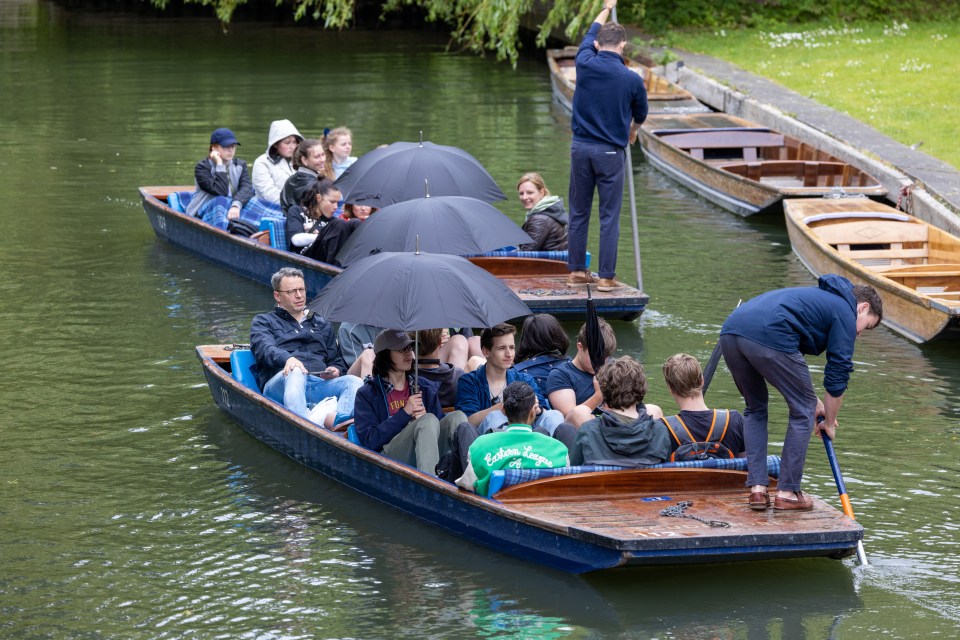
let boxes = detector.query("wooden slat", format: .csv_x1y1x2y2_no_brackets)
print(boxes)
812,220,929,246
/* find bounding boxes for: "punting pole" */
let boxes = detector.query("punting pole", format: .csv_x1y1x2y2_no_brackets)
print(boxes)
822,432,869,566
611,6,644,293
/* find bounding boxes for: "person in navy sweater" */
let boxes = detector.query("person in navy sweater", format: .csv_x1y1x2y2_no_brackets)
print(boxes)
719,275,882,512
566,0,648,292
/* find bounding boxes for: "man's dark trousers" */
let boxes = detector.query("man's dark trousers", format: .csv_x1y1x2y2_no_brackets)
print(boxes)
567,140,625,279
719,334,818,492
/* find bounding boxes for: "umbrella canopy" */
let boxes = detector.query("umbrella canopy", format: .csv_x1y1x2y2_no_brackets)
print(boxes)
307,251,530,331
334,141,506,207
584,285,607,372
335,195,533,267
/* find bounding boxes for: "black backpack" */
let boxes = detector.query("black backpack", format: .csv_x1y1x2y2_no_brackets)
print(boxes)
227,218,259,237
661,410,736,462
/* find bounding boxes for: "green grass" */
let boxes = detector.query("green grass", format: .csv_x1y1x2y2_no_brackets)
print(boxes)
668,20,960,170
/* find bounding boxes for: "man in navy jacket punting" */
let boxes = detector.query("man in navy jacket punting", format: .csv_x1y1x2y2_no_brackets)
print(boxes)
719,274,882,512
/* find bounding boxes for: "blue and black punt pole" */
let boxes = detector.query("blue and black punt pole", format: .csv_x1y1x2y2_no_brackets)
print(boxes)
822,431,870,566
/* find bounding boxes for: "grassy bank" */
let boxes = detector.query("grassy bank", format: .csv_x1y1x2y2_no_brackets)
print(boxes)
667,20,960,170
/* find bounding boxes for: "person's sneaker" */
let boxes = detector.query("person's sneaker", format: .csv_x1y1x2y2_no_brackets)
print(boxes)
596,278,622,292
566,271,595,286
773,491,814,511
748,491,770,511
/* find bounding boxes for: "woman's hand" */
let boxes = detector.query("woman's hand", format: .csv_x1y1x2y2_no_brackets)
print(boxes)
209,149,223,165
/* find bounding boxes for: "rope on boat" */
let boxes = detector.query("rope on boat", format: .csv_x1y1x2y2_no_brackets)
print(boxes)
658,500,730,528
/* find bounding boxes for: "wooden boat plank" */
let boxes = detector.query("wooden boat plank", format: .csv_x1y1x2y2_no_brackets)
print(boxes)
784,198,960,342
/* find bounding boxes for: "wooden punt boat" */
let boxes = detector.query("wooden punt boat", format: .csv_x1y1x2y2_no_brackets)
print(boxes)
784,198,960,343
640,113,887,216
140,186,648,320
198,343,863,572
546,46,710,115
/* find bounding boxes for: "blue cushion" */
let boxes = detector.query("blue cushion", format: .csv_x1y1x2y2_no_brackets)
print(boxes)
464,249,590,268
229,350,259,392
258,217,287,250
347,423,361,445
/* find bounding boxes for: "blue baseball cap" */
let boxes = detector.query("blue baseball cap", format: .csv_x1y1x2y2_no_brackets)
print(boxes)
210,127,240,147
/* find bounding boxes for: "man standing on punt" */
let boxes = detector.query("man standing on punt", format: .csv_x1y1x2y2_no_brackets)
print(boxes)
719,275,882,512
566,0,648,292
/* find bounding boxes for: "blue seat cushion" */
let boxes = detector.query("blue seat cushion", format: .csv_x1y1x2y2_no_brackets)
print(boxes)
258,217,287,250
229,350,259,392
167,191,193,213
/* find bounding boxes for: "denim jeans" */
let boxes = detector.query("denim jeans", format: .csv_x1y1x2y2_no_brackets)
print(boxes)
567,140,626,279
479,409,565,437
263,368,363,425
719,334,819,492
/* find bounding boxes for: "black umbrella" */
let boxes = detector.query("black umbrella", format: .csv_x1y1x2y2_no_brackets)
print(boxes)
334,140,506,207
584,285,606,372
307,251,530,331
335,195,533,267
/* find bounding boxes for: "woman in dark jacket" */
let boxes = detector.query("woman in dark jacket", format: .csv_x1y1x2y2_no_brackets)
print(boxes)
186,127,254,229
517,172,568,251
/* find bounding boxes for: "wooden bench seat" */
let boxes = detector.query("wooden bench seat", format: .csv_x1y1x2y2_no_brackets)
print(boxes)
251,229,271,246
722,161,857,187
660,129,785,162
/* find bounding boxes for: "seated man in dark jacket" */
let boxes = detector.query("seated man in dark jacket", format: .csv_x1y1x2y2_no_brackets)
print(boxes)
570,356,671,467
353,329,467,474
250,267,363,427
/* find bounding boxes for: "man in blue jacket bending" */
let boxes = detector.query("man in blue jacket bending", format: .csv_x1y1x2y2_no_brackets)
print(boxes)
567,0,648,292
719,275,882,512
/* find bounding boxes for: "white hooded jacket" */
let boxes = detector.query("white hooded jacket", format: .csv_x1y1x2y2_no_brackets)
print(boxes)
252,119,303,203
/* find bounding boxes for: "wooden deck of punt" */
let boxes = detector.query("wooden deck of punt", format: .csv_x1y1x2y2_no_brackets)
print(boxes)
639,112,887,217
784,197,960,343
140,186,648,321
198,343,863,571
546,46,711,115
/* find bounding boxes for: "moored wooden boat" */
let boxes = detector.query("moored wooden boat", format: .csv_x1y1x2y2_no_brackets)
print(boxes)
198,344,863,571
640,113,887,216
784,198,960,343
547,46,710,115
140,186,648,320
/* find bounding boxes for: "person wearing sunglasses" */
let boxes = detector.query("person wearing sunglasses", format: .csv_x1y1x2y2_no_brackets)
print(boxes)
250,268,364,428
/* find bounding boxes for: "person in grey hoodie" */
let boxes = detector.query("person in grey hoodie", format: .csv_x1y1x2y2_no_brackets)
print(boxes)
252,119,303,204
516,172,568,251
570,356,670,467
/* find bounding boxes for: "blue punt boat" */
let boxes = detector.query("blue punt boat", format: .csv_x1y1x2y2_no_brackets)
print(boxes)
142,186,648,321
198,344,863,573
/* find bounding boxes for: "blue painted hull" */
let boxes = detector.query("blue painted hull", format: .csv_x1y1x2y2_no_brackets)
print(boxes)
198,347,862,572
141,187,647,320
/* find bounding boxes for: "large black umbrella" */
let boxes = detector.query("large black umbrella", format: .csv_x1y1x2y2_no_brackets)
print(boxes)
335,195,533,267
307,251,530,331
334,140,506,207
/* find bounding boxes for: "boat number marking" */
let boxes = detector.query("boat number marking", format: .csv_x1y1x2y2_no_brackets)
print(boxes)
157,214,166,232
220,387,230,410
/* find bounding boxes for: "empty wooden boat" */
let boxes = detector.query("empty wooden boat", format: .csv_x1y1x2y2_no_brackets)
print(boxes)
547,46,710,115
199,344,863,571
784,198,960,342
641,113,887,216
140,186,648,320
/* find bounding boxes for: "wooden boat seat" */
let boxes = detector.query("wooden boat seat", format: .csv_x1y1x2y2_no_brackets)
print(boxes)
721,161,853,187
660,129,785,161
251,229,271,246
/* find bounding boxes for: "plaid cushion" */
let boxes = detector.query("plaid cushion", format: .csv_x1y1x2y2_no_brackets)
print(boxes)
464,249,591,268
258,217,287,250
167,191,193,213
486,455,781,497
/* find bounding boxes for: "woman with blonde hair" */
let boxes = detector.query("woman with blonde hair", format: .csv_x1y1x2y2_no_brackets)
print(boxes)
516,172,568,251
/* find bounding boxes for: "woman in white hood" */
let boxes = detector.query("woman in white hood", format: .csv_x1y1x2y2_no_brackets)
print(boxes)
252,119,304,204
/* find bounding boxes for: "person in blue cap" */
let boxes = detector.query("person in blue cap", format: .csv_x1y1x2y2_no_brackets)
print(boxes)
719,275,882,512
185,127,254,228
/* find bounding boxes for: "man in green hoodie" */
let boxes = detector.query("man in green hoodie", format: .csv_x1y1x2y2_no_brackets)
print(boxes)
570,356,671,467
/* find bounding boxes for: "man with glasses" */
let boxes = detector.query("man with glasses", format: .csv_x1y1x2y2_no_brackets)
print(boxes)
250,267,364,427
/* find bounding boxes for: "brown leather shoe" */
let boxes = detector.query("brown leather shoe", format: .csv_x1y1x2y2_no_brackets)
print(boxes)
774,491,814,511
748,491,770,511
566,271,595,286
596,277,622,292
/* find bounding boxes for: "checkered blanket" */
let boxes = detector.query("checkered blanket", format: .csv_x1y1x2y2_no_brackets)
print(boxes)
464,249,590,267
485,455,781,497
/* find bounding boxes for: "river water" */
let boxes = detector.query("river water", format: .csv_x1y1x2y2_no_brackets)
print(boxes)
3,3,960,638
